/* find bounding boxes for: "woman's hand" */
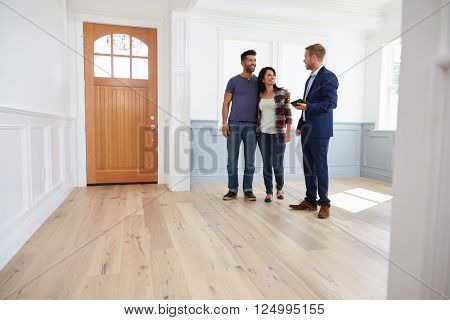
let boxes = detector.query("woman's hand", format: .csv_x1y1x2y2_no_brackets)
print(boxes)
284,89,291,102
295,130,301,136
284,132,291,143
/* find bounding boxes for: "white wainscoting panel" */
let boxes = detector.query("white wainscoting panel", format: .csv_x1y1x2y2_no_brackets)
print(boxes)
30,127,49,204
50,127,62,188
64,127,73,179
0,126,28,230
0,106,76,271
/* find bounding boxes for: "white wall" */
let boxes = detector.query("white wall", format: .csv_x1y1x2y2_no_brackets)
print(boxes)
68,0,170,18
0,0,70,116
388,0,450,299
189,14,367,124
189,21,219,120
0,0,193,270
362,0,402,125
0,0,76,270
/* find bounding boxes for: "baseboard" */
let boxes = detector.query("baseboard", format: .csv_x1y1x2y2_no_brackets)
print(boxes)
361,169,392,182
0,177,75,271
169,174,191,191
191,169,361,183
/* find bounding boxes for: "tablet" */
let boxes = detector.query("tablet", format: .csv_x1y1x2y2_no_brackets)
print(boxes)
290,98,306,105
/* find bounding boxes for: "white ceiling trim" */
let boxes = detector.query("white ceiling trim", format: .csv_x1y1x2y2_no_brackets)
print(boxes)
194,0,395,18
189,0,405,38
172,0,199,12
190,9,381,35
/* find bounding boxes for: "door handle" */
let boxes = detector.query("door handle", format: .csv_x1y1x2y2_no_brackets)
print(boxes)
147,124,156,130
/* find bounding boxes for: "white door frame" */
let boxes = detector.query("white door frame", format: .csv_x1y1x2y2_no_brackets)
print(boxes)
388,0,450,299
70,11,168,187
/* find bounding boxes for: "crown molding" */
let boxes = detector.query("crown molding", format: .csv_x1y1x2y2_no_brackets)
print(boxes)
382,0,402,17
191,0,406,35
190,10,376,37
194,0,393,19
192,2,385,33
172,0,199,12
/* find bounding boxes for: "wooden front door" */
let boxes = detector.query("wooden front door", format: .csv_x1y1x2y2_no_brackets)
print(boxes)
84,23,158,184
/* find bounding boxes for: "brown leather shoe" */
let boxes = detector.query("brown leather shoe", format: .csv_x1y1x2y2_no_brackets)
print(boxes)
318,206,330,219
289,200,318,211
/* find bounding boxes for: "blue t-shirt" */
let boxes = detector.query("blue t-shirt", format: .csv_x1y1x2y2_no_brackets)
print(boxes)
226,74,259,122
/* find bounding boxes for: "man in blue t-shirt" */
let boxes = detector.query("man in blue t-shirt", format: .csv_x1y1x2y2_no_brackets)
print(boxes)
221,50,259,201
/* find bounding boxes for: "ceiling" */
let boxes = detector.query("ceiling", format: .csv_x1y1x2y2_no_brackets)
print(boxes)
189,0,401,33
193,0,400,19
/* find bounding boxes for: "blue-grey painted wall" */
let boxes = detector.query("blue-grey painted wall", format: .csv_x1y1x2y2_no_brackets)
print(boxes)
189,120,390,183
360,123,394,182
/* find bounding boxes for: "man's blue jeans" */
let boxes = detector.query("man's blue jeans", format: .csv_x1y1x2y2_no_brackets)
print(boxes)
227,120,257,193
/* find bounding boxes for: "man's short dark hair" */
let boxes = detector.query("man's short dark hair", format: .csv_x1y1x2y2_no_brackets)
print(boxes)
241,49,256,61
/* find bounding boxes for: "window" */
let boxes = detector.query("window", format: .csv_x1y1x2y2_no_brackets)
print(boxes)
279,42,316,125
93,34,149,80
379,39,401,130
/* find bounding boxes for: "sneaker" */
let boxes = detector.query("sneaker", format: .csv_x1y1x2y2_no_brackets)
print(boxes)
223,191,237,201
244,191,256,201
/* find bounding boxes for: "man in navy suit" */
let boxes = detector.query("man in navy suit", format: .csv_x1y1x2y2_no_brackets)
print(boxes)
289,44,338,219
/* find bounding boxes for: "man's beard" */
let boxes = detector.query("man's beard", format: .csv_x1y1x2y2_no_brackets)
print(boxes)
245,65,255,73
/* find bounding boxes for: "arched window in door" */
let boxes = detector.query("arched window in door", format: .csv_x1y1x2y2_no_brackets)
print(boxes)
93,34,149,80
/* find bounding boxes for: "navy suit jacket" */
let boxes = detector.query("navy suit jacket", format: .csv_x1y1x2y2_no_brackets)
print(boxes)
296,66,339,138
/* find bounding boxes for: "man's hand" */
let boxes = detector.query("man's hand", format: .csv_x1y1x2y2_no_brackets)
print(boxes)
284,132,291,143
293,103,307,111
295,129,301,136
222,124,230,138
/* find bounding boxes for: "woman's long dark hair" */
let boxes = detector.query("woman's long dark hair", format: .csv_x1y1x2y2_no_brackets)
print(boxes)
257,66,282,93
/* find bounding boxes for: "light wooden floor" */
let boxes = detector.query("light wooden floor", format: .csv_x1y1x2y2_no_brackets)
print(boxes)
0,177,392,299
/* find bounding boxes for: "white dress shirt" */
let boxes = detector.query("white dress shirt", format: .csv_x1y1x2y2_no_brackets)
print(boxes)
302,65,323,121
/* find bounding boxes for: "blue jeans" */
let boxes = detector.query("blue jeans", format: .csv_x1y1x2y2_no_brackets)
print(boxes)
301,136,330,206
257,133,286,194
227,120,257,193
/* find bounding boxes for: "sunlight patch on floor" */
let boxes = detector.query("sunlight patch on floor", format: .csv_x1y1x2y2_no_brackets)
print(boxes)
345,188,393,203
329,193,378,213
330,188,392,213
